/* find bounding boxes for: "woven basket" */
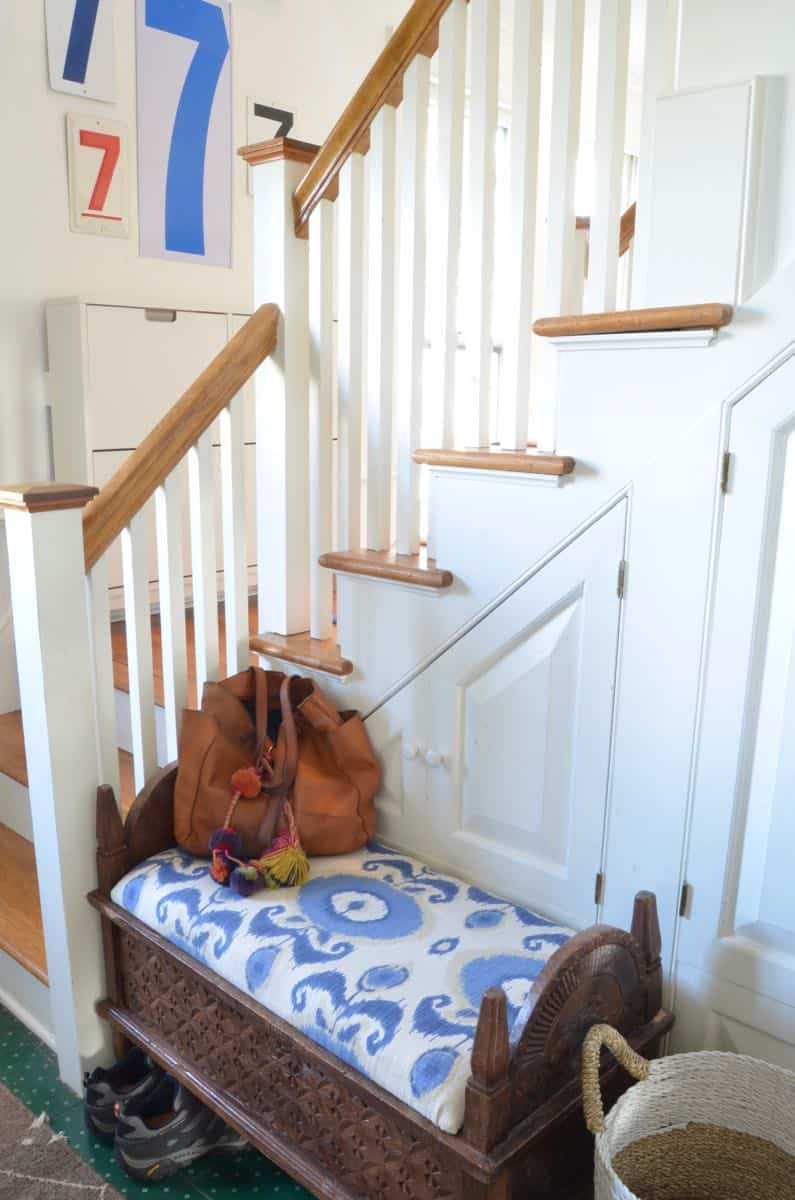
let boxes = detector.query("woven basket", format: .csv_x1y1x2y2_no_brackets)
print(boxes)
581,1024,795,1200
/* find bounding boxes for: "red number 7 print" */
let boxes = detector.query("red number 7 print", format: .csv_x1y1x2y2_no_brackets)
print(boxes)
79,129,121,214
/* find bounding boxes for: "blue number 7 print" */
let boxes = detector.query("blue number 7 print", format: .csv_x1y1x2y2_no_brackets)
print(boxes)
63,0,100,84
145,0,229,255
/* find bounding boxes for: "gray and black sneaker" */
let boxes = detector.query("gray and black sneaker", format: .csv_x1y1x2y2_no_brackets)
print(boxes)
114,1074,247,1181
83,1047,165,1142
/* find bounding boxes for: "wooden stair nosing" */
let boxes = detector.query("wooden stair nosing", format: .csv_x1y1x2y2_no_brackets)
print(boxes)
319,548,453,590
250,631,354,677
413,448,575,476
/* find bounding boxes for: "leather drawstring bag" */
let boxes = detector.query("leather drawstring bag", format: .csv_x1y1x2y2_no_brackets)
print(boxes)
173,668,380,859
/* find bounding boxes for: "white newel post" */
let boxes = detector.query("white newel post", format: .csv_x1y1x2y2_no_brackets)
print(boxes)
244,139,311,636
1,484,110,1092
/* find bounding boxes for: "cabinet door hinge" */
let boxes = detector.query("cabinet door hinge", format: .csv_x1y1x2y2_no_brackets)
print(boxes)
617,560,628,599
594,871,606,905
679,881,694,918
720,451,733,494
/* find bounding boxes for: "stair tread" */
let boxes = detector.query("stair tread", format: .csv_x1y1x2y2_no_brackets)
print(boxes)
0,766,135,987
532,301,733,338
250,630,354,677
413,448,575,475
112,597,259,707
0,708,135,809
0,822,47,984
319,548,453,589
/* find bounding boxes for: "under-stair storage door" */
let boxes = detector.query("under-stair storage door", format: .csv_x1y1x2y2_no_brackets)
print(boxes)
375,502,626,930
675,356,795,1069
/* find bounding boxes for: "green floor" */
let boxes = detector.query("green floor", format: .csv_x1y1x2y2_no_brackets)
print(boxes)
0,1004,311,1199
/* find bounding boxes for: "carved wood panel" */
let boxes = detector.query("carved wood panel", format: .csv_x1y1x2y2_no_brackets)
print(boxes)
118,931,463,1200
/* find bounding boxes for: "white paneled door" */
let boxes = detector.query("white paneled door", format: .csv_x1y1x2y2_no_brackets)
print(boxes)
675,355,795,1066
370,502,627,930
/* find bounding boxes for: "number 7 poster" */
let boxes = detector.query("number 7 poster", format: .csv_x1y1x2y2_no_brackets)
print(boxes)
136,0,232,266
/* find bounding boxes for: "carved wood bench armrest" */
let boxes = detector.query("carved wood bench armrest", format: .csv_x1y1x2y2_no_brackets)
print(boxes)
96,763,179,895
463,891,669,1153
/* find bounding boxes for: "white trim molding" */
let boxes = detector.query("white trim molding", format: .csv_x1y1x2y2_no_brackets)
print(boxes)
550,328,720,352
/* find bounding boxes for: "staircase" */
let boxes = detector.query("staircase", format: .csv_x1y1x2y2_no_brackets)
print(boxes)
0,0,764,1099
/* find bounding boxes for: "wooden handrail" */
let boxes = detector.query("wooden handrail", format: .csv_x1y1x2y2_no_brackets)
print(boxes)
82,303,279,571
576,201,637,257
292,0,453,237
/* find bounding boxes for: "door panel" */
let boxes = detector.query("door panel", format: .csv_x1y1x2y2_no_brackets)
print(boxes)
675,355,795,1062
370,502,626,929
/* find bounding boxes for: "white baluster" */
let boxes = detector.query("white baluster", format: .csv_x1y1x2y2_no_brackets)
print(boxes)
584,0,631,313
155,470,188,760
466,0,500,449
540,0,586,316
500,0,543,450
308,199,336,639
219,394,250,674
366,104,397,551
337,153,367,551
631,0,678,306
2,484,110,1088
396,53,430,556
536,0,585,450
188,429,220,695
120,509,158,794
435,0,467,448
86,554,121,799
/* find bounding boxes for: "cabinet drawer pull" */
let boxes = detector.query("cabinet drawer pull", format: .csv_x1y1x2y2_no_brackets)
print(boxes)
144,308,177,323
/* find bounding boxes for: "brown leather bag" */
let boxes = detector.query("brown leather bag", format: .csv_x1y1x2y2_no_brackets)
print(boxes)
173,668,380,858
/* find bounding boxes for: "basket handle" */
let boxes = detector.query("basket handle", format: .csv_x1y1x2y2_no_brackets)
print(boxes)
581,1024,651,1134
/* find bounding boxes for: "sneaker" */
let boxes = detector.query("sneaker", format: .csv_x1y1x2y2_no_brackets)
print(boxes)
114,1074,247,1181
83,1047,165,1142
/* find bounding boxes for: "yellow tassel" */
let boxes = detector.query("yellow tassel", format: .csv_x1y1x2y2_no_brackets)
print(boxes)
259,843,310,888
254,801,310,888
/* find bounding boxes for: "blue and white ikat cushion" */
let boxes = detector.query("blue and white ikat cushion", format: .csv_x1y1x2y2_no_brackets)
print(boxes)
112,843,572,1133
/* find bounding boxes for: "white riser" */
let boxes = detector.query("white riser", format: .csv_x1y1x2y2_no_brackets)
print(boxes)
115,688,169,768
0,772,31,841
0,948,54,1053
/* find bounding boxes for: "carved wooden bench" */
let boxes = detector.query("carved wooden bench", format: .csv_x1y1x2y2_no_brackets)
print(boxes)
90,767,673,1200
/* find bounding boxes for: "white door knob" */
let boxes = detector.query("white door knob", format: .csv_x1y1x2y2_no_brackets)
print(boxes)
424,749,444,768
402,741,421,761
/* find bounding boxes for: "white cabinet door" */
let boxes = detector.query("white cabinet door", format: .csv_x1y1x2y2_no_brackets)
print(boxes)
368,502,626,929
85,306,228,450
675,355,795,1065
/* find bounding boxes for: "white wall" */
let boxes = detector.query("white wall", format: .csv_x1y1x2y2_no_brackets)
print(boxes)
676,0,795,294
0,0,410,484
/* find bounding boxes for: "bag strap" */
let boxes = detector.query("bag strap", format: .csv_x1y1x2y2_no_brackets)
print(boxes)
255,675,301,849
